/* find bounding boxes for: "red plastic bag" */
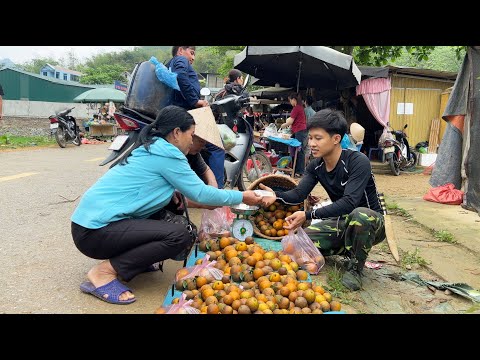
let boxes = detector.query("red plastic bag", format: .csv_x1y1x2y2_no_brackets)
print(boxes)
423,183,464,205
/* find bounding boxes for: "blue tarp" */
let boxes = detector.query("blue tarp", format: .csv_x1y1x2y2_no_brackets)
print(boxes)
268,136,301,147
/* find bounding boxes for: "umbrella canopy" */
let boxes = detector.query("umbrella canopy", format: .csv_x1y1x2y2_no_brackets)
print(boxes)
73,88,126,103
234,46,362,92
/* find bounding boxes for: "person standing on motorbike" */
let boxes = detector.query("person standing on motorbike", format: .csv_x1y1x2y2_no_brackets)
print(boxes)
280,93,308,177
166,46,225,188
71,105,265,305
260,109,386,291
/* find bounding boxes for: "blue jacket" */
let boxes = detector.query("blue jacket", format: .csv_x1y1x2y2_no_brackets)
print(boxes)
166,56,200,110
71,138,243,229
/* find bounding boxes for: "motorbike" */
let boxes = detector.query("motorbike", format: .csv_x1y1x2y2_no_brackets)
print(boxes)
379,123,417,176
49,107,82,148
209,74,272,190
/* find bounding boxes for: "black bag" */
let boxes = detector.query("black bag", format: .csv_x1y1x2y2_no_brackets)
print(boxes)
158,194,198,264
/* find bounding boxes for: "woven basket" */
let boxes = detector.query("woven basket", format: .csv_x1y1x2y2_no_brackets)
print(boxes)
247,174,312,241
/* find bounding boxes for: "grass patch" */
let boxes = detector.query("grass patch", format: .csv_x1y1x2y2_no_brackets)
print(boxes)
0,134,56,150
433,230,457,244
386,201,411,218
324,264,354,305
400,247,430,269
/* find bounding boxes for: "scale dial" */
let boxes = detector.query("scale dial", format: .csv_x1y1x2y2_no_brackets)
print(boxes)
231,219,254,240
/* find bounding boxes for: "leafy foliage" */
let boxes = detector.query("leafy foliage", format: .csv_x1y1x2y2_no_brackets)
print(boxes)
12,46,467,86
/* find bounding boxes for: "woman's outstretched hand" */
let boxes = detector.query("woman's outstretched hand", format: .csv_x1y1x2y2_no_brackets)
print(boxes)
242,190,263,206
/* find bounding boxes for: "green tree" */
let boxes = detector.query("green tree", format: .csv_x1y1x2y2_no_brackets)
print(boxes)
390,46,466,72
78,64,127,85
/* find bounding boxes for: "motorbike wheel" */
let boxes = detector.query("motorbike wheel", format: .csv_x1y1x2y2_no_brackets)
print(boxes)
237,152,273,191
407,150,417,168
55,126,67,148
72,135,82,146
389,152,401,176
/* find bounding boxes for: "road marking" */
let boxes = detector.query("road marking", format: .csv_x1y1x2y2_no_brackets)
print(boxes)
85,157,105,162
0,172,39,182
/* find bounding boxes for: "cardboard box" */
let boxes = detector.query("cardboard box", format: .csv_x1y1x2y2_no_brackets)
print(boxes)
89,124,117,137
419,153,437,166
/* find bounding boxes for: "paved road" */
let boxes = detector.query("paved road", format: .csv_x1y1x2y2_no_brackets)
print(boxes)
0,144,185,314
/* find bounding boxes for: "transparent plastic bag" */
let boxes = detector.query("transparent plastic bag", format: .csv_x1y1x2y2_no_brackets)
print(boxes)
198,206,234,241
175,254,224,283
164,293,200,314
378,128,394,147
218,124,237,151
263,123,279,138
149,56,180,91
281,227,325,274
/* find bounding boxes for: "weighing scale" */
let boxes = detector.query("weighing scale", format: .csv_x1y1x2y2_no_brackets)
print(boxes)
230,203,259,240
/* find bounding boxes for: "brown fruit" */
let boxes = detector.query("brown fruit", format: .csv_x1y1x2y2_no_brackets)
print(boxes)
237,304,252,314
294,296,308,308
207,304,219,314
330,300,342,311
245,236,255,245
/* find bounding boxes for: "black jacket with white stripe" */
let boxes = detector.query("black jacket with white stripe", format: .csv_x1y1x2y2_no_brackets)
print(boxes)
275,149,382,220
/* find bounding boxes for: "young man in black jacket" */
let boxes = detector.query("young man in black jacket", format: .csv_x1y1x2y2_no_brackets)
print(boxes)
259,109,386,291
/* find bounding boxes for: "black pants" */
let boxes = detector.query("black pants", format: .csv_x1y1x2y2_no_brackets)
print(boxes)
71,210,191,282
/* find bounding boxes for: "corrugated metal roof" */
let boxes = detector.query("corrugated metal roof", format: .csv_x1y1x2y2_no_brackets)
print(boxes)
0,66,97,88
386,65,457,81
358,65,457,81
49,64,84,76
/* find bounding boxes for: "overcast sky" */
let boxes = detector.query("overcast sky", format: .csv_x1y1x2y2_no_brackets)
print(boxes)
0,46,136,64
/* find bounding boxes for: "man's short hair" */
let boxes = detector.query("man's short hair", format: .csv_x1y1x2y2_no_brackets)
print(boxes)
172,46,196,57
307,108,348,138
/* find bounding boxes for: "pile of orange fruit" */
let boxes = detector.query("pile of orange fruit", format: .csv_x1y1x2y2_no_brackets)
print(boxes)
155,236,343,314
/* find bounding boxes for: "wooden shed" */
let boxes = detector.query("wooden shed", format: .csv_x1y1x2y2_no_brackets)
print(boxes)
354,66,457,151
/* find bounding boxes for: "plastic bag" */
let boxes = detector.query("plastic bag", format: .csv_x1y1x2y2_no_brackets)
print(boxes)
149,56,180,91
281,227,325,274
198,206,234,241
423,183,464,205
218,124,237,151
175,254,224,282
378,128,394,147
263,123,279,138
163,293,200,314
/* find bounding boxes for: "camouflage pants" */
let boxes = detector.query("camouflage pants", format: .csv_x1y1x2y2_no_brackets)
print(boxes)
305,207,386,265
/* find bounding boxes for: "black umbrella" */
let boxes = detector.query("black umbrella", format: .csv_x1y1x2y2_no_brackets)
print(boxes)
234,46,362,92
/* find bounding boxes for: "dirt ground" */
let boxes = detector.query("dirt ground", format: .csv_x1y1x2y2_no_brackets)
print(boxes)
308,164,479,314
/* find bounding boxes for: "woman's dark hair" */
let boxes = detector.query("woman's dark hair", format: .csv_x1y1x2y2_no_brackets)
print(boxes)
171,46,196,57
227,69,243,83
288,92,301,103
307,108,348,138
305,95,314,106
118,105,195,165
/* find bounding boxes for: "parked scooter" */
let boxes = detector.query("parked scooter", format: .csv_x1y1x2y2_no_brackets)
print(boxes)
49,107,82,148
210,74,272,190
379,124,417,176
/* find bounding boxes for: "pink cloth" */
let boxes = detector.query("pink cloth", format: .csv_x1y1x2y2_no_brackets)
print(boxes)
356,77,391,128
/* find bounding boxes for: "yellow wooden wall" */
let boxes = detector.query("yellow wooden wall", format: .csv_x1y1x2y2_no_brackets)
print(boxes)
388,76,455,148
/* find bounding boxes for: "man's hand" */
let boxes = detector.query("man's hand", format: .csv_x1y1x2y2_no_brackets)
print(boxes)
242,190,263,206
258,183,276,207
307,194,321,206
283,210,306,231
196,100,209,108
